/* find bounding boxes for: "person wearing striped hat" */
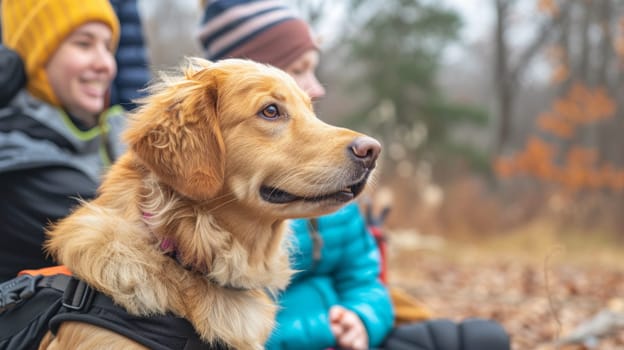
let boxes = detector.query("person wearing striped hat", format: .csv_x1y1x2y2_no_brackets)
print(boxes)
199,0,326,100
0,0,126,281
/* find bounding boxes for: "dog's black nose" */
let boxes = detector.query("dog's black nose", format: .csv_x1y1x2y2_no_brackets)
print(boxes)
349,136,381,169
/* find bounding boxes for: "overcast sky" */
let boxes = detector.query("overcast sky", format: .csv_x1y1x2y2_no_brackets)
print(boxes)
444,0,494,42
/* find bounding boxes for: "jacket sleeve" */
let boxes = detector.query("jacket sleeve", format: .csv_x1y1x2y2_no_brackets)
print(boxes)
332,204,395,347
266,277,339,350
109,0,151,110
0,167,97,281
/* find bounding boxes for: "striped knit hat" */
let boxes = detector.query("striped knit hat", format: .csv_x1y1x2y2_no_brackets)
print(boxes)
1,0,120,107
199,0,317,70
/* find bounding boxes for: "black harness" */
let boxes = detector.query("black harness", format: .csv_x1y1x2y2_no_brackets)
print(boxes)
0,274,229,350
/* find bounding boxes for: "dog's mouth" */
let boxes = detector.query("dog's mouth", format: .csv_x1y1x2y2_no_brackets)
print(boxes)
260,175,369,204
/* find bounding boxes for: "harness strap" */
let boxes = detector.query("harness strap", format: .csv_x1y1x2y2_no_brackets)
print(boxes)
42,276,221,350
1,273,227,350
1,273,104,316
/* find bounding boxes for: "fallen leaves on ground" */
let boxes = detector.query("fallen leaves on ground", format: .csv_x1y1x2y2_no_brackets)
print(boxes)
388,246,624,349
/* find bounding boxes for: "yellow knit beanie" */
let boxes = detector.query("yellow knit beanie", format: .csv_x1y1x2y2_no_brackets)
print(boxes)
2,0,120,107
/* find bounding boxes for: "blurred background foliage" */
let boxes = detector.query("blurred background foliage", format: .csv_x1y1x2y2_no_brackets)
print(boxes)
140,0,624,239
339,0,489,171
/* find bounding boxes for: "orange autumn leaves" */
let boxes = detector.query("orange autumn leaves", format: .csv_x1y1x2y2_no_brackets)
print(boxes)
537,84,615,139
495,138,624,192
496,0,622,193
494,84,623,192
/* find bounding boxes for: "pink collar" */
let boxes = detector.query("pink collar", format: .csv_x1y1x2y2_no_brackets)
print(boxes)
142,212,250,291
143,212,179,259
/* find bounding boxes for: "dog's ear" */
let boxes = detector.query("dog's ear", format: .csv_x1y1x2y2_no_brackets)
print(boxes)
123,61,225,200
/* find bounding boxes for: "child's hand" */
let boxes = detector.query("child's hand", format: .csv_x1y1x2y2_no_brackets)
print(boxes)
329,305,369,350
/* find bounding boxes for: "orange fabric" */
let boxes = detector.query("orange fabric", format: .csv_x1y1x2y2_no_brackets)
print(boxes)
19,265,72,277
391,286,433,325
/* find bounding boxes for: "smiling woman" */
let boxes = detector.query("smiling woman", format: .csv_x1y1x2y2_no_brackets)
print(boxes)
0,0,127,282
46,22,117,127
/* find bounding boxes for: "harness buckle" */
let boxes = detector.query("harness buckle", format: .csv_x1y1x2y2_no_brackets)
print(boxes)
0,274,40,313
62,277,94,311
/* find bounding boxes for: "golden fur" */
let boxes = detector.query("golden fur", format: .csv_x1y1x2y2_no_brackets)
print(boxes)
41,58,380,349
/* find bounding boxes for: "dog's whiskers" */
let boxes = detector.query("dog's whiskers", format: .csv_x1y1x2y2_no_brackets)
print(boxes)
202,193,238,212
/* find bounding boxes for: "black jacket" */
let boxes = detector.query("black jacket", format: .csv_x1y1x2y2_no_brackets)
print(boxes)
0,168,98,282
0,45,25,107
0,52,126,281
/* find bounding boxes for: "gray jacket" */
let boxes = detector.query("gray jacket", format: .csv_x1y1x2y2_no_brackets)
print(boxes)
0,90,126,281
0,90,126,181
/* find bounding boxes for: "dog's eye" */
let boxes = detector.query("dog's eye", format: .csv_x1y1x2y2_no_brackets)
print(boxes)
259,104,280,120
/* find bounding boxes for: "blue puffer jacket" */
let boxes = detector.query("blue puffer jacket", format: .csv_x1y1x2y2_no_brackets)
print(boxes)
109,0,151,111
266,203,395,349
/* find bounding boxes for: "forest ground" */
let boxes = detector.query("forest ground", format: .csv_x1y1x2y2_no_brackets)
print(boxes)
387,222,624,350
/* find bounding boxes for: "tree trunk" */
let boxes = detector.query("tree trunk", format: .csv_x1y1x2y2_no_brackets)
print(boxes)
494,0,513,154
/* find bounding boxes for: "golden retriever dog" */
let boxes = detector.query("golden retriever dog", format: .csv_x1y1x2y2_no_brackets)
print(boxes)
40,58,380,349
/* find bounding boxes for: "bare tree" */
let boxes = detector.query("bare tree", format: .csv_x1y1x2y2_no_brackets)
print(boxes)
493,0,570,154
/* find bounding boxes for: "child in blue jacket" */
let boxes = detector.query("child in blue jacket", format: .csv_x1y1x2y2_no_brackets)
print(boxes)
270,203,394,349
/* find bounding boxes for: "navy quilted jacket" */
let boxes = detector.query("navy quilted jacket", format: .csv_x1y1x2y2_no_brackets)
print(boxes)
109,0,151,111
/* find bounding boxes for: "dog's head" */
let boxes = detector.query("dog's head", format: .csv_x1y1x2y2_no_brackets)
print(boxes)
124,58,380,219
